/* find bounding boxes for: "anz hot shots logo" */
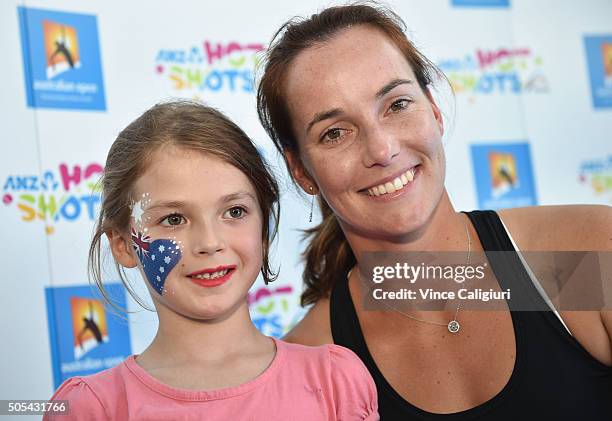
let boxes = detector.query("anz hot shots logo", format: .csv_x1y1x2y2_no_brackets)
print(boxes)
579,155,612,202
17,7,106,110
437,47,548,100
154,40,264,98
2,162,103,235
45,284,131,388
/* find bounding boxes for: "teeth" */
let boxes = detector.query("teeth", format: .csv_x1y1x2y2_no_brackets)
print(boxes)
193,269,230,280
367,168,416,197
406,169,414,182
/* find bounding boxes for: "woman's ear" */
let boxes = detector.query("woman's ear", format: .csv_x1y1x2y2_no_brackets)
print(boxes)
106,229,138,268
284,150,319,195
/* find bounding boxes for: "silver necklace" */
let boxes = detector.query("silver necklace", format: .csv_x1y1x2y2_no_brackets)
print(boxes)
353,215,471,334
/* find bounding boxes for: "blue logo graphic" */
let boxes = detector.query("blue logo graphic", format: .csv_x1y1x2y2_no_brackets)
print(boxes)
470,142,537,209
451,0,510,7
584,35,612,109
18,7,106,110
45,283,131,388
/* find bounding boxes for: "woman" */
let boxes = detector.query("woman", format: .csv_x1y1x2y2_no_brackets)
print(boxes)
257,4,612,420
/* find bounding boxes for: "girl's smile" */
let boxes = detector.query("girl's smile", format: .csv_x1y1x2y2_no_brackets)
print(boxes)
127,145,264,321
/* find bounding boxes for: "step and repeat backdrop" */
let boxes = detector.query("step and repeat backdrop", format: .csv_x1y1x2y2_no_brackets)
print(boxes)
1,0,611,410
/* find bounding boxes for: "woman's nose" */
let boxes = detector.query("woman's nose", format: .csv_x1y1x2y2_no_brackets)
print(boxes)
362,125,400,167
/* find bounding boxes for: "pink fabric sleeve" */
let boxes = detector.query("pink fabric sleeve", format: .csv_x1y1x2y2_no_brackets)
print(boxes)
43,377,109,421
328,344,379,421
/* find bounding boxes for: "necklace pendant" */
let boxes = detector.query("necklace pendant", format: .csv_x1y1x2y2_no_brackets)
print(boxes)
448,320,460,334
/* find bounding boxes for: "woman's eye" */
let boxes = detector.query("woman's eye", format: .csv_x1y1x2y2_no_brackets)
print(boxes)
224,206,246,219
161,214,186,226
390,99,410,112
321,128,345,143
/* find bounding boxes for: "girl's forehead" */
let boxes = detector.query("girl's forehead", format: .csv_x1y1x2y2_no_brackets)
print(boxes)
131,147,257,203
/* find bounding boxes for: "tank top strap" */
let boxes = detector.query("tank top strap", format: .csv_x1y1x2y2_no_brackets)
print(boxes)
465,210,548,312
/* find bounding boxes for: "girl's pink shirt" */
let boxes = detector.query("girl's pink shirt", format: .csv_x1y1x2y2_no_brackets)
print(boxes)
44,338,378,420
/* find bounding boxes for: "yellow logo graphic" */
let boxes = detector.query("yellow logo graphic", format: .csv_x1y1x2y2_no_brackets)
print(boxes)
43,20,81,79
71,297,108,359
489,152,520,198
603,42,612,85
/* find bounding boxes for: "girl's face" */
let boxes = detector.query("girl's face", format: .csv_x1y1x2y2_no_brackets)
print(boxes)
284,26,446,242
123,146,263,321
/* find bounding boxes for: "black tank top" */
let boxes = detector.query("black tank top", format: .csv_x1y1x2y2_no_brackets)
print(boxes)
330,210,612,420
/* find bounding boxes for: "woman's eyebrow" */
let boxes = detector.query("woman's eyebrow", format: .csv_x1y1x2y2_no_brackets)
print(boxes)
307,108,344,134
375,78,413,99
305,79,414,134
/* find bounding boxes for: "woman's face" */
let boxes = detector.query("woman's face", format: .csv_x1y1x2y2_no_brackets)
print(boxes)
284,25,446,242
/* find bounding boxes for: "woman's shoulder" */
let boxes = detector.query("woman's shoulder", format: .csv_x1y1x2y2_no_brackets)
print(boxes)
497,204,611,251
283,297,333,346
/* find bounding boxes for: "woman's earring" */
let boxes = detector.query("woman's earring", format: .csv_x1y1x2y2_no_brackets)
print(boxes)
309,186,315,223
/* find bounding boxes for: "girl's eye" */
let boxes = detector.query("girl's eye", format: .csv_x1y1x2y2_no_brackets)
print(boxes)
390,98,411,112
224,206,247,219
161,214,186,226
321,128,346,143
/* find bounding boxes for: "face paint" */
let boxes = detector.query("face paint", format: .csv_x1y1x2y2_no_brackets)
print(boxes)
131,227,182,295
131,193,151,231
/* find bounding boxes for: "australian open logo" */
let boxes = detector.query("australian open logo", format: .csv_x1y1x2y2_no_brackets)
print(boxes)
437,47,548,99
45,284,131,388
584,35,612,108
18,7,106,110
154,40,265,98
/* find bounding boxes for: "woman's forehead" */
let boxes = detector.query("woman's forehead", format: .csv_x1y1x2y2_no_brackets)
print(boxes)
284,26,416,123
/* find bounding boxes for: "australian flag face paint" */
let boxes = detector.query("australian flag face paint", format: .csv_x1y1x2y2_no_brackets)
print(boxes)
131,227,182,295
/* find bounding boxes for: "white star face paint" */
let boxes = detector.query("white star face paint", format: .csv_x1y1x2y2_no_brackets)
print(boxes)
130,192,151,231
128,146,264,322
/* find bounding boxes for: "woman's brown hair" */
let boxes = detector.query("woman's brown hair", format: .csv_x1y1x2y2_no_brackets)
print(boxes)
89,100,280,309
257,3,444,306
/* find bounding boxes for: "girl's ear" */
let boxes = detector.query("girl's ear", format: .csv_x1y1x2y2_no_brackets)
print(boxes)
106,229,138,268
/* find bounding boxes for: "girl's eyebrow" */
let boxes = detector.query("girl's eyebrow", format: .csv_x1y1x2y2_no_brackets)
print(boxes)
144,200,187,212
222,191,257,203
144,192,256,212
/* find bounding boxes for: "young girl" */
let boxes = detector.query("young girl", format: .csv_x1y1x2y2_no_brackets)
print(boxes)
45,101,378,420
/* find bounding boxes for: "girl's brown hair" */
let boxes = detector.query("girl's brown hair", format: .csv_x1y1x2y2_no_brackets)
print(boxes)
89,100,280,309
256,3,444,306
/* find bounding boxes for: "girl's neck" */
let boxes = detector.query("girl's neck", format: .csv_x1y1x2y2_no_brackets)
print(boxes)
139,300,269,367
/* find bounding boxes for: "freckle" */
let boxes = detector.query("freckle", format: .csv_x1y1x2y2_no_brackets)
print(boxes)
446,236,450,241
447,371,451,375
436,380,440,385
